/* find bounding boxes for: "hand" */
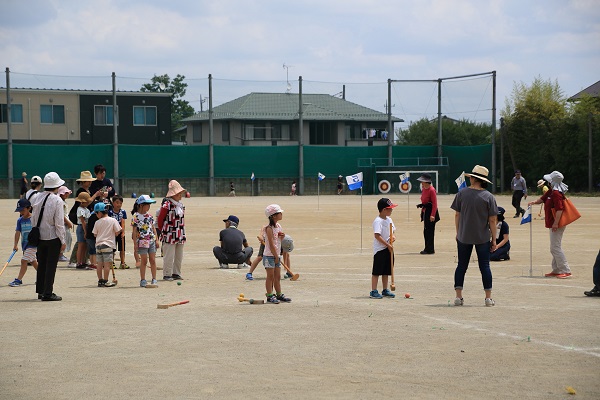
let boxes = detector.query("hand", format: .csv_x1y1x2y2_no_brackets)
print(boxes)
155,240,160,249
552,224,558,232
13,246,18,251
278,231,285,238
524,194,528,199
60,243,66,253
490,242,497,252
429,216,436,222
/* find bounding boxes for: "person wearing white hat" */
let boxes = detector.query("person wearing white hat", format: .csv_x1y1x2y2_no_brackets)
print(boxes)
157,180,188,281
450,165,499,307
262,204,290,303
31,172,66,301
528,171,571,279
25,175,43,201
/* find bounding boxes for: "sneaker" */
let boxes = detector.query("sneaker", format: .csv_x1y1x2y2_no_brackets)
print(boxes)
237,263,248,269
544,272,560,277
245,273,253,281
556,273,572,279
119,263,129,269
8,278,23,287
104,281,116,287
485,298,495,307
171,274,183,280
163,276,174,281
454,297,464,306
68,262,77,268
513,214,520,218
382,289,396,298
369,290,383,299
151,279,158,285
87,264,97,270
584,286,600,297
58,255,68,262
285,272,293,279
276,293,292,302
219,263,229,269
75,263,87,269
98,279,107,287
140,279,147,288
266,295,280,304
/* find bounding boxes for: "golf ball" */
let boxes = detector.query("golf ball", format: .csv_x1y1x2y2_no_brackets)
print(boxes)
177,281,182,286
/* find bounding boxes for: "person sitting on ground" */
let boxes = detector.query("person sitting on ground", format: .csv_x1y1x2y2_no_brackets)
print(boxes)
490,207,510,261
213,215,253,269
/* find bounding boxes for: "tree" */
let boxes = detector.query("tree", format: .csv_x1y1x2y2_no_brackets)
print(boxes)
140,74,195,140
396,117,492,146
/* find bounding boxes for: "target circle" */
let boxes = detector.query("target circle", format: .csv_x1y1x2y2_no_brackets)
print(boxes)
400,181,412,194
378,180,391,194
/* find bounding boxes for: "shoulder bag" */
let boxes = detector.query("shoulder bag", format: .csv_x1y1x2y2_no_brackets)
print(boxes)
28,193,51,246
552,196,581,228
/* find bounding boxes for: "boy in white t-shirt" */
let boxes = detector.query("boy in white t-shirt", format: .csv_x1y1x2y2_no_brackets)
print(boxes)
92,203,122,287
370,198,397,299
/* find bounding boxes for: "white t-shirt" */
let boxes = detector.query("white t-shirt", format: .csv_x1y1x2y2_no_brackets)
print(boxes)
372,216,395,254
77,206,91,225
93,217,122,249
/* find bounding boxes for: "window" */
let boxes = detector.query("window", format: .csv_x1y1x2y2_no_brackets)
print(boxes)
344,123,362,140
0,104,23,123
94,105,118,126
133,106,157,126
222,121,230,142
193,124,202,142
272,123,291,140
40,104,65,124
309,122,337,145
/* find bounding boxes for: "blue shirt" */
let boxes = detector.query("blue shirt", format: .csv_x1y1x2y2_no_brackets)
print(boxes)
108,208,127,224
16,216,34,250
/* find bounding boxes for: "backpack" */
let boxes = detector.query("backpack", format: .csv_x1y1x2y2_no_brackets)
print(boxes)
68,202,79,225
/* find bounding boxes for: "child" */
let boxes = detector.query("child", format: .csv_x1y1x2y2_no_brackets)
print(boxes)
290,180,297,196
132,195,160,287
490,207,511,261
9,199,38,286
157,180,187,281
262,204,291,303
229,181,236,197
130,202,141,268
246,230,266,280
85,200,101,270
370,198,397,299
75,192,92,269
92,203,122,287
109,195,128,269
58,186,73,262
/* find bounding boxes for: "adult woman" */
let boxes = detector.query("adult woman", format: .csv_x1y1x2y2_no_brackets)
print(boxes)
490,207,510,261
32,172,67,301
417,173,439,254
528,171,571,279
157,180,187,280
450,165,498,307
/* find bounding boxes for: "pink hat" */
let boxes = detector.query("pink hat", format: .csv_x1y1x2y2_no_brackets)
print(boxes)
57,186,72,196
166,180,186,197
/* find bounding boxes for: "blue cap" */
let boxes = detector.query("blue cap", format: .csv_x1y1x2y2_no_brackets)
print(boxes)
94,202,107,213
136,194,156,205
15,199,31,212
223,215,240,224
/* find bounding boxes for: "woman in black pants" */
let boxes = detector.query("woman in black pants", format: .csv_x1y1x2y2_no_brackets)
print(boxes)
31,172,67,301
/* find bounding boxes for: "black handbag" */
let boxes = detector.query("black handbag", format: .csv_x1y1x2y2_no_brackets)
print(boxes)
28,193,51,246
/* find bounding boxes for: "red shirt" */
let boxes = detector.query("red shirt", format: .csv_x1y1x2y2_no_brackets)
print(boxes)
541,189,565,229
420,185,438,217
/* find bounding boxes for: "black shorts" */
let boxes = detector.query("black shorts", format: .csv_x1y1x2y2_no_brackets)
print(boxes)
115,235,125,251
372,248,393,276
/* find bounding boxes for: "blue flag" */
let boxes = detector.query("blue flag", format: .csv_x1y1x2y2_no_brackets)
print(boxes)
520,206,532,225
318,172,325,181
251,172,255,181
345,172,363,191
400,172,410,184
455,172,467,191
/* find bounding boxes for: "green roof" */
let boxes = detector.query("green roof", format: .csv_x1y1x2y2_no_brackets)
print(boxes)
182,92,402,122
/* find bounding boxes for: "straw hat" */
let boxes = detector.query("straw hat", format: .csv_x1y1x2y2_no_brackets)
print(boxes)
166,180,186,197
464,165,492,184
536,179,546,188
76,171,95,182
75,192,92,204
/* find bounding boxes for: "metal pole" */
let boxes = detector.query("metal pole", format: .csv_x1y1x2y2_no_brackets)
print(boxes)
112,72,119,194
491,71,497,193
6,67,14,197
387,79,393,165
589,113,593,193
208,74,215,196
298,76,304,195
500,117,505,193
437,79,442,162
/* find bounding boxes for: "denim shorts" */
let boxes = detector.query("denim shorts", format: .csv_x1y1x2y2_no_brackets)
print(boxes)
86,238,97,255
137,241,156,255
262,256,281,269
76,225,86,242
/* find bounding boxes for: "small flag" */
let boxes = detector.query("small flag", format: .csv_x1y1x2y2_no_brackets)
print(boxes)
251,172,255,181
345,172,363,191
400,172,410,184
318,172,326,181
455,172,467,191
520,206,532,225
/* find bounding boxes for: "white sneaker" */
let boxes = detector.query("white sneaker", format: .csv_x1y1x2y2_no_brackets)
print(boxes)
67,262,77,268
237,263,249,269
58,255,68,262
485,298,495,307
454,297,464,306
219,263,229,269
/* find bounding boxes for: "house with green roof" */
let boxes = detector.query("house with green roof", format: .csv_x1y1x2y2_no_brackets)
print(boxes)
181,92,403,146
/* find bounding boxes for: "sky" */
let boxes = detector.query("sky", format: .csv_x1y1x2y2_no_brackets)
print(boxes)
1,0,599,128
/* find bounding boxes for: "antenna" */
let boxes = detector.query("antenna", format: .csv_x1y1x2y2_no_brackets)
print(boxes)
283,63,294,93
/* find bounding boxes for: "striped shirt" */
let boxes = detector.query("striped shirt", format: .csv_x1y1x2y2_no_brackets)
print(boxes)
31,192,66,245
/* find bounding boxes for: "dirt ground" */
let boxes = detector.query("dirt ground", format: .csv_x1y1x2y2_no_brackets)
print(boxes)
1,193,599,399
